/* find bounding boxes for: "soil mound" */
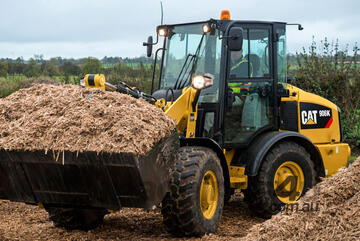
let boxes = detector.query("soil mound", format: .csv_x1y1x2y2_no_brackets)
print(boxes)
243,158,360,241
0,84,176,155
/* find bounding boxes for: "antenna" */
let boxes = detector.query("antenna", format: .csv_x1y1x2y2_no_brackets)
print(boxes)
160,1,164,25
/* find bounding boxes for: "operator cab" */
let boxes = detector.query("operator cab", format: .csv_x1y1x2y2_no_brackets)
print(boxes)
147,17,287,148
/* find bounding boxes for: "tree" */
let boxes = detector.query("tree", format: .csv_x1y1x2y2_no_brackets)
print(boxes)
41,62,60,77
8,62,26,75
15,57,24,64
34,54,44,64
0,62,8,77
81,57,103,75
24,59,41,77
60,61,81,76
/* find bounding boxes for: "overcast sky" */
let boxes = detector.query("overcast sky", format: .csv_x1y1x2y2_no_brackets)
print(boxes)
0,0,358,59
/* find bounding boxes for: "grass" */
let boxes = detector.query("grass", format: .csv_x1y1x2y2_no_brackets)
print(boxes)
0,74,79,97
0,75,27,97
348,155,358,165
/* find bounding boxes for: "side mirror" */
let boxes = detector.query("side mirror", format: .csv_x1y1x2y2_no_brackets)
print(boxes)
143,36,153,57
228,27,243,51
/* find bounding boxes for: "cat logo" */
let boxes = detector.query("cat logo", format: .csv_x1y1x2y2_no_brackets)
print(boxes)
300,103,333,129
301,110,318,125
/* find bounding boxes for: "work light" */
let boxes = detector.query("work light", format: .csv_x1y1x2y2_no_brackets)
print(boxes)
158,28,167,36
202,24,211,34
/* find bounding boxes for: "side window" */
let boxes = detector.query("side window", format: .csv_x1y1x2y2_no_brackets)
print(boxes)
198,33,222,103
229,28,270,79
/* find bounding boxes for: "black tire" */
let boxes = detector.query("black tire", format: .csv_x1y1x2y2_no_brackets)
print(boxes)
244,141,316,218
46,208,108,230
161,146,224,237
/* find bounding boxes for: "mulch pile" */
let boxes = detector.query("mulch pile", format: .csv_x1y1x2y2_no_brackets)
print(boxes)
0,84,176,155
243,158,360,241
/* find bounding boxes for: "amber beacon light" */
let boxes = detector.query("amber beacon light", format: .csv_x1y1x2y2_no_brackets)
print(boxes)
220,10,231,20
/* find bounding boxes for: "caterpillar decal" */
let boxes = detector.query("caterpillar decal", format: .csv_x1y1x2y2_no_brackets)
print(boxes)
300,103,333,129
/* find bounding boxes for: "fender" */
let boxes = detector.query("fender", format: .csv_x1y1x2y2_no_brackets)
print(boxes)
180,137,230,191
244,131,325,178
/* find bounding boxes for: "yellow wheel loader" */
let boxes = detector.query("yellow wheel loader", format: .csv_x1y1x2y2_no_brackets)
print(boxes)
0,11,351,237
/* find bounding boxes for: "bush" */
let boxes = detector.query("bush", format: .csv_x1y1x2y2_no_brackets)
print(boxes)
105,62,156,93
0,62,8,77
24,59,41,77
81,57,103,75
0,76,57,98
41,62,60,77
60,61,81,76
293,38,360,147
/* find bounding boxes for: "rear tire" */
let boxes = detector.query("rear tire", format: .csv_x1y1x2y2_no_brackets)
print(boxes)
46,208,108,230
161,146,224,237
244,141,316,218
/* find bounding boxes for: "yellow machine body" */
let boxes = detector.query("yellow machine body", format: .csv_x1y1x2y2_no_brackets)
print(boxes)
84,74,106,90
281,84,351,177
156,83,350,189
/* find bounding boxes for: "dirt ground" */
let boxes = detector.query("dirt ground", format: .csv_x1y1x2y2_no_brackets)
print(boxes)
0,192,263,241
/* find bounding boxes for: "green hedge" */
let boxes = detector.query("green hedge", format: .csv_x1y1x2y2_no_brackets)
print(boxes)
291,39,360,148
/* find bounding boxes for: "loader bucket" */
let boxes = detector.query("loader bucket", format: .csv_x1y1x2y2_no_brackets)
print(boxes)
0,131,179,210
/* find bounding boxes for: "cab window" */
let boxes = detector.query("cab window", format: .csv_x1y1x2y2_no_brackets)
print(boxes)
229,28,270,79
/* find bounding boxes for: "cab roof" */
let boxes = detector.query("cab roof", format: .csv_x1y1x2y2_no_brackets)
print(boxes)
157,19,287,29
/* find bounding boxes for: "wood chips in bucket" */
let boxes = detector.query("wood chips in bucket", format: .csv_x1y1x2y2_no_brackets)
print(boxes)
0,84,176,155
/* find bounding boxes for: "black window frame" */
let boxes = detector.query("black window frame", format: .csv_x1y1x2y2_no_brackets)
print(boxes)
227,24,274,82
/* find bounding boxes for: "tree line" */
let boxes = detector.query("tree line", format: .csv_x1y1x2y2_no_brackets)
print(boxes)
0,56,156,93
0,56,154,82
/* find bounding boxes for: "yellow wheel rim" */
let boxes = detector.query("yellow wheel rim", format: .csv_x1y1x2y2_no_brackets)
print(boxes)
273,161,304,203
200,170,218,219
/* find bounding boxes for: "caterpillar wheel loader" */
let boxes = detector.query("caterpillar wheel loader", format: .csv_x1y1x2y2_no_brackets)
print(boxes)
0,11,351,237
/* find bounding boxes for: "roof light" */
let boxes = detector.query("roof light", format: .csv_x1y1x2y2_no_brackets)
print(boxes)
220,10,231,20
158,28,167,37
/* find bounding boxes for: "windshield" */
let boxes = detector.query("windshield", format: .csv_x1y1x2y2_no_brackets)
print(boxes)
161,23,221,103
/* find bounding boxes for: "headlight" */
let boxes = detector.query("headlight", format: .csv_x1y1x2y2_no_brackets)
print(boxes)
191,74,214,90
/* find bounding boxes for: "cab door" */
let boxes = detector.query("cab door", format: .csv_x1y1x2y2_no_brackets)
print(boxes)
223,24,275,147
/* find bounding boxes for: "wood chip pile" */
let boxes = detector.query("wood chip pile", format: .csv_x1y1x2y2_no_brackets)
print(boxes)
0,84,176,155
243,158,360,241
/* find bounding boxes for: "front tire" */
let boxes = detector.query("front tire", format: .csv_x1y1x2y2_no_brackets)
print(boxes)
161,146,224,237
244,141,316,218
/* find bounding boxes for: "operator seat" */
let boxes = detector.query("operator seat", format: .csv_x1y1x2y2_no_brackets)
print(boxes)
241,92,269,130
